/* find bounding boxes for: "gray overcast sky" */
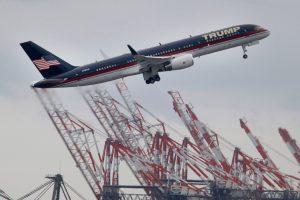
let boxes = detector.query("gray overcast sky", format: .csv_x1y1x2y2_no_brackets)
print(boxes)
1,0,300,198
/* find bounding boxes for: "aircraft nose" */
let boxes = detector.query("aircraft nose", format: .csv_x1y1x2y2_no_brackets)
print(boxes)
262,28,271,37
266,29,271,37
255,26,270,38
263,30,271,39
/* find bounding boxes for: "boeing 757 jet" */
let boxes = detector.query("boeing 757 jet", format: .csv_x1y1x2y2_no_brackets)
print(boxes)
20,24,270,88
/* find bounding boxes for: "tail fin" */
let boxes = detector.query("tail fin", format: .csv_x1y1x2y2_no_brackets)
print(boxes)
20,41,76,78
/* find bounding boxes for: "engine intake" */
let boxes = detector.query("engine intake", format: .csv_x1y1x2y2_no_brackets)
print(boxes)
163,54,194,71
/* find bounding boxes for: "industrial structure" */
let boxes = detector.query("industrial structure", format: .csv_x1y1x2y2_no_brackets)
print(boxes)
278,128,300,166
30,78,300,199
14,174,85,200
0,175,86,200
0,189,12,200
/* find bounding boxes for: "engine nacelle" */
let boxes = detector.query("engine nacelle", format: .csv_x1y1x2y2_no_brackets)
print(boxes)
163,54,194,71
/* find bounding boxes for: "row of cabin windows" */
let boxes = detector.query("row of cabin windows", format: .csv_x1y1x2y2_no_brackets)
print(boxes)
183,44,194,49
128,59,136,63
95,64,117,71
126,45,197,60
85,41,201,73
153,48,177,56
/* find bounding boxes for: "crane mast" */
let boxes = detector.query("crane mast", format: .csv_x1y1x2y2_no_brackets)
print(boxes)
168,91,238,187
81,88,152,190
240,119,277,169
33,88,108,199
114,79,153,154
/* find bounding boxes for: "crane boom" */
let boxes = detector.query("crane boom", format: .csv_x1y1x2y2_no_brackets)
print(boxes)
168,92,231,172
278,128,300,165
33,88,106,199
240,119,277,169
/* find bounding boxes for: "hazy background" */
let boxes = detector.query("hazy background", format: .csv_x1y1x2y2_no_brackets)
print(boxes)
0,0,300,199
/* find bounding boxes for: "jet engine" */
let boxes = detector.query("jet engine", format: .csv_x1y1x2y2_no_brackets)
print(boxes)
163,54,194,71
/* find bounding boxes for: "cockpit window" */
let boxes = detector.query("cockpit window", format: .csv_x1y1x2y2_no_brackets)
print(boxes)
255,26,263,31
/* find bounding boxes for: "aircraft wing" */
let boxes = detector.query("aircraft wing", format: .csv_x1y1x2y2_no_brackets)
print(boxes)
127,45,172,72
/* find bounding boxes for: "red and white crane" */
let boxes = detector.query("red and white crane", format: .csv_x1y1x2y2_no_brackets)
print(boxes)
33,88,115,199
81,87,236,194
168,91,300,191
81,88,154,189
168,91,238,186
240,119,277,169
32,81,300,198
34,88,167,196
239,119,297,190
278,128,300,166
168,92,220,167
81,87,207,194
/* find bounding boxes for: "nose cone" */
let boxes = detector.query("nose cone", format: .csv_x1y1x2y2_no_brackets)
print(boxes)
263,29,271,39
266,29,271,37
262,28,271,37
256,25,270,38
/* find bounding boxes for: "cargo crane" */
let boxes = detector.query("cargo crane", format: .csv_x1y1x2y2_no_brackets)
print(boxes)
168,91,241,188
278,128,300,166
114,79,153,149
115,81,216,187
113,86,254,191
82,88,213,193
81,88,157,190
114,78,167,181
35,88,159,198
36,88,204,197
240,119,277,169
32,81,300,199
81,88,207,195
240,119,295,190
82,87,239,194
33,88,109,199
168,91,300,191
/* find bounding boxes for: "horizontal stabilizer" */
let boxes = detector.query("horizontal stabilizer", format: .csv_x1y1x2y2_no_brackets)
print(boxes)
32,78,65,88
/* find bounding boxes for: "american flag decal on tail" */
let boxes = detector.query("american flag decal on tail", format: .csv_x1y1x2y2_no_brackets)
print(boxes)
33,57,60,70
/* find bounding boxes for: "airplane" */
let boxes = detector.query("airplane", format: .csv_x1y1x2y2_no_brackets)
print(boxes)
20,24,270,88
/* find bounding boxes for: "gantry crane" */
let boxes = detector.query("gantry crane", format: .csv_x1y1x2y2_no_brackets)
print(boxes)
32,81,300,199
168,91,240,188
168,90,300,191
240,119,294,190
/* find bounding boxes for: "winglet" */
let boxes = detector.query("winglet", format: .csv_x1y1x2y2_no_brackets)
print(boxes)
127,44,138,56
